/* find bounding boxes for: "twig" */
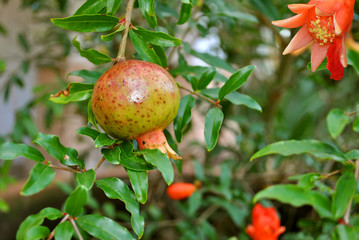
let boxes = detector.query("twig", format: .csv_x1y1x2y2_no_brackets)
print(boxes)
343,160,359,224
178,85,222,108
48,164,83,173
47,214,70,240
70,217,84,240
196,205,219,224
94,156,106,172
322,169,343,179
116,0,136,62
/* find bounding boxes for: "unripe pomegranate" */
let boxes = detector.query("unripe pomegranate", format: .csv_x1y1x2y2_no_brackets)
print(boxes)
167,182,197,200
91,60,181,159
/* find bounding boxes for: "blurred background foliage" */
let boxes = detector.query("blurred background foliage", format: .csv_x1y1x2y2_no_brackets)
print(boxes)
1,0,359,239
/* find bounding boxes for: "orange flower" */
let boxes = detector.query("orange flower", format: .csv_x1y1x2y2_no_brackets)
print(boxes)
272,0,355,80
245,203,286,240
167,182,197,200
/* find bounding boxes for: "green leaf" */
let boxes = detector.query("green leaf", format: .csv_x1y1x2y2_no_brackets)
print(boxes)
72,37,112,65
332,224,356,240
174,95,196,142
345,150,359,160
327,109,350,139
197,69,216,90
307,58,328,71
16,207,62,240
0,142,44,162
253,184,333,219
218,65,255,100
88,99,100,130
118,141,154,171
76,127,100,140
289,173,321,191
129,30,162,65
77,215,136,240
250,139,347,163
348,50,359,74
152,44,168,68
101,146,121,165
34,133,85,168
51,14,119,32
50,82,94,104
96,177,144,238
178,0,192,24
133,27,181,47
64,185,88,217
188,190,202,216
225,92,262,112
0,198,9,213
138,149,174,185
94,133,117,148
248,0,279,20
21,163,56,196
0,59,6,73
74,0,107,15
127,169,148,204
183,42,236,72
138,0,157,28
107,0,122,15
332,171,356,219
24,226,50,240
68,69,103,84
353,117,359,132
76,169,96,190
101,24,125,41
204,108,224,151
18,33,30,53
55,221,73,240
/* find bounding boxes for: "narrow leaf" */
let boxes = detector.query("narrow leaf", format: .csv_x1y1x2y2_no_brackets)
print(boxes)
0,142,44,162
178,1,192,25
101,146,121,165
218,65,255,100
24,226,50,240
76,127,100,140
74,0,107,15
76,169,96,190
138,149,174,185
173,95,196,142
50,82,94,104
96,177,144,238
250,139,347,163
94,133,117,148
332,171,356,219
133,27,181,47
107,0,122,15
101,24,125,41
68,69,103,84
138,0,157,27
55,221,73,240
129,30,162,65
72,37,112,65
77,215,135,240
327,109,350,139
204,108,224,151
33,133,85,168
21,163,56,196
127,169,148,204
118,141,154,171
64,185,88,217
51,14,119,32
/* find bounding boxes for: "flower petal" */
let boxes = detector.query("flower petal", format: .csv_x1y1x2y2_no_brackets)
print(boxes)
288,4,315,14
274,226,287,237
339,37,347,67
245,225,257,239
333,5,354,36
311,42,330,71
316,0,337,14
283,27,313,55
326,38,345,80
272,13,307,28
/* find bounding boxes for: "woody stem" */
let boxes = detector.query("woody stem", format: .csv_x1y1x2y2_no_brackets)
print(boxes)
178,85,221,108
343,160,359,224
116,0,135,61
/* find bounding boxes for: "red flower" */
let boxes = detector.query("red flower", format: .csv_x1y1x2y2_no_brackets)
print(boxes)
272,0,355,80
167,182,197,200
245,203,286,240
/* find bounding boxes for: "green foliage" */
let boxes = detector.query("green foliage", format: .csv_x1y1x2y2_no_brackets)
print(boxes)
21,163,56,196
204,108,224,151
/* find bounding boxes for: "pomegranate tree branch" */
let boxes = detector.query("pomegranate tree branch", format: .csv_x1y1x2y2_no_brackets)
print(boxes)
47,214,70,240
70,217,84,240
116,0,136,61
178,85,221,108
94,156,106,172
48,164,83,173
343,160,359,224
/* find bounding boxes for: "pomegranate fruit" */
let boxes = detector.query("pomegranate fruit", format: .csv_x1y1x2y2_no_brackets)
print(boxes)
91,60,181,159
167,182,197,200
